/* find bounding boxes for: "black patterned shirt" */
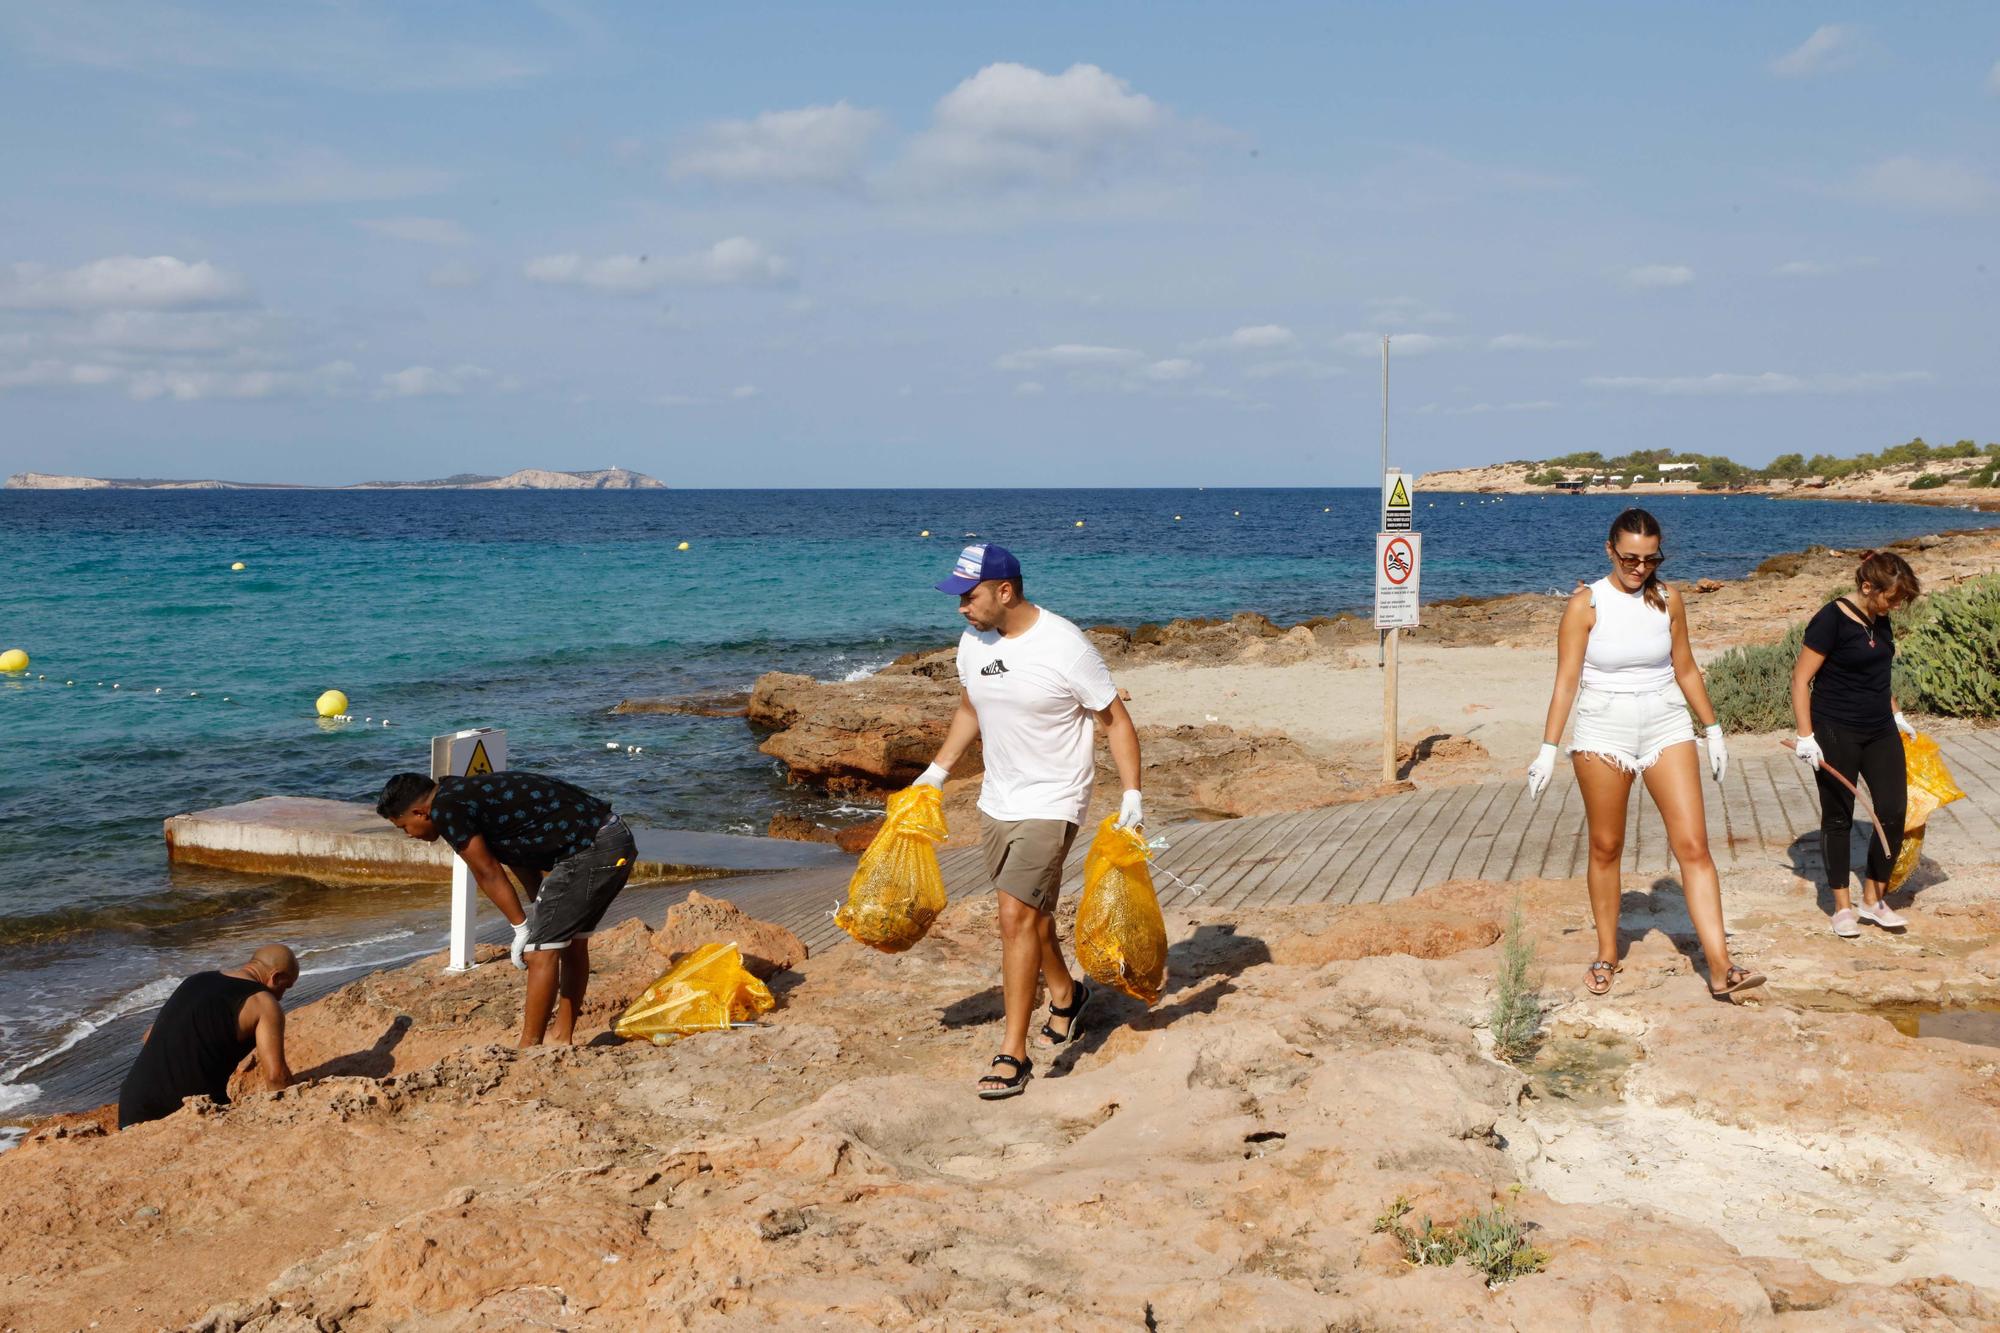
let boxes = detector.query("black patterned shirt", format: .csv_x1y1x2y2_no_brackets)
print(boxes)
429,771,612,871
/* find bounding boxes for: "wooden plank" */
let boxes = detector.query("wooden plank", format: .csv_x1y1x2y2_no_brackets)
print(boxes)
1274,800,1393,906
1387,781,1487,898
1236,800,1380,908
1199,807,1331,907
1469,781,1533,881
1517,772,1576,880
1319,800,1415,905
1357,786,1459,903
1430,781,1511,884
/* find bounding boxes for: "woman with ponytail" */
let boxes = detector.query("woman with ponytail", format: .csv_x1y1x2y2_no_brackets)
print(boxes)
1789,550,1921,936
1527,509,1765,1001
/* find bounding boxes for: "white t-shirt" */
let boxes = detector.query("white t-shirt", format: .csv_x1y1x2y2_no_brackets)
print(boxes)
957,608,1119,824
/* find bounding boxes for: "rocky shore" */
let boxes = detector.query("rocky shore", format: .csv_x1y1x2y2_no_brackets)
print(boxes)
1416,460,2000,509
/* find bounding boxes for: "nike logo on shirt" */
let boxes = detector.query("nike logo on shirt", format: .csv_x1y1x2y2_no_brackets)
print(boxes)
980,660,1009,676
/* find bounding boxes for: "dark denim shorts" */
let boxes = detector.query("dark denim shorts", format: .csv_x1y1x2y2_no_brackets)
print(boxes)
526,817,635,949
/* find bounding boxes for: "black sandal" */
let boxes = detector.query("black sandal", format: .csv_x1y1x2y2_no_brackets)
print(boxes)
1038,979,1092,1047
1709,965,1766,1002
976,1053,1032,1100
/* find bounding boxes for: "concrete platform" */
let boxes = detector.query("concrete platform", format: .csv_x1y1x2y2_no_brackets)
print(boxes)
163,796,853,884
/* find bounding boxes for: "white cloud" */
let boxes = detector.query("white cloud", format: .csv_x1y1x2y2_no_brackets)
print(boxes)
525,238,794,294
1333,331,1460,357
1771,257,1878,277
1,357,357,401
66,310,268,354
1584,370,1935,396
729,383,759,400
192,149,452,205
1770,24,1858,78
1195,324,1295,353
359,216,471,245
0,256,252,311
377,364,499,398
1622,264,1695,289
426,261,485,290
901,62,1170,189
671,101,886,186
1849,156,2000,214
1487,333,1590,351
1143,357,1202,382
1241,358,1343,381
994,343,1144,372
1014,380,1046,397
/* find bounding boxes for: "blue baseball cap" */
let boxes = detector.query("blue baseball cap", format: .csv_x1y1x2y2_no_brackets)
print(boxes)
935,542,1022,594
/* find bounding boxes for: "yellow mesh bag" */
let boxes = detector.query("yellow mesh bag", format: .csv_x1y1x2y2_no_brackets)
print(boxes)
1074,816,1168,1005
615,941,775,1044
1888,733,1964,893
834,785,949,953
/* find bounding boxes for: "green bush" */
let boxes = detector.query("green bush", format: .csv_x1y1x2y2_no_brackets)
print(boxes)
1909,473,1948,490
1489,902,1541,1063
1374,1196,1548,1287
1899,575,2000,718
1705,624,1806,732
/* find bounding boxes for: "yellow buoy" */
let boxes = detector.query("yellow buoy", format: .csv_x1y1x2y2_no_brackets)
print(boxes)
316,689,348,718
920,530,930,537
1074,520,1084,527
677,541,690,551
230,561,246,571
0,648,27,674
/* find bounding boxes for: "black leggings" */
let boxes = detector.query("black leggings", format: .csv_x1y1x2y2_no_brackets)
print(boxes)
1812,719,1907,891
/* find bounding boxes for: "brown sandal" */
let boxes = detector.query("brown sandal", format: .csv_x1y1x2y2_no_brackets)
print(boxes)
1709,965,1766,1002
1584,961,1617,995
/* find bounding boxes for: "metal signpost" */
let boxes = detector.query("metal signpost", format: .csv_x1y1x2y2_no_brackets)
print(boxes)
430,727,506,971
1373,336,1425,781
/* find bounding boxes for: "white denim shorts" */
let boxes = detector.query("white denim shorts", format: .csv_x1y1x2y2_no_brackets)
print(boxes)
1568,684,1696,773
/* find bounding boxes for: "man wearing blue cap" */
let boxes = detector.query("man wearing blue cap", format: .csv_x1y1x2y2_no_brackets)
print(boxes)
913,543,1144,1099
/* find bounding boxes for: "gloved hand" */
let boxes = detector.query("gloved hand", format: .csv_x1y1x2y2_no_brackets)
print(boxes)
912,762,949,789
1894,710,1916,738
1115,789,1144,829
1704,724,1728,784
1794,734,1824,769
509,919,531,970
1526,743,1559,799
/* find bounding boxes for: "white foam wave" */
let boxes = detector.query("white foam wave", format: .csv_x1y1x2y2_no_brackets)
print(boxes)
0,1126,25,1154
296,928,416,959
4,975,180,1082
0,1080,45,1117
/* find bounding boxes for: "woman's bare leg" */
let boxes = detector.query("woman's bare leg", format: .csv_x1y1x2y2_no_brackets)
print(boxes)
1641,741,1734,984
1573,753,1635,972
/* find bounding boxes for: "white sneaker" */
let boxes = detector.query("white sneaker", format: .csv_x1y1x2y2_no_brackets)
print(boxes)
1858,900,1908,930
1830,909,1860,938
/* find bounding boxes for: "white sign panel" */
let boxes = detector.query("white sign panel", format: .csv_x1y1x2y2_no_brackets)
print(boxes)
431,727,507,972
1374,532,1422,629
1381,470,1413,532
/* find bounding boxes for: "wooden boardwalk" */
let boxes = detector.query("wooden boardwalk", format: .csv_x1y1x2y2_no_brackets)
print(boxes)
595,731,2000,959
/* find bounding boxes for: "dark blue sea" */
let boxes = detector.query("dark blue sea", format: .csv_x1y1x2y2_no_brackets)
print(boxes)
3,485,1993,1125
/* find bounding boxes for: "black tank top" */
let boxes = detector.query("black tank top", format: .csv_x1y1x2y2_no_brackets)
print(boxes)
117,972,268,1129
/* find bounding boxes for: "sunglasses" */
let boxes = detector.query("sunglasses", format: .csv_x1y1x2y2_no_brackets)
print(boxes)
1613,552,1666,569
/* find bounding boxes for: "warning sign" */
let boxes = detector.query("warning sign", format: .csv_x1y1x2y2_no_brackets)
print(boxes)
430,727,507,786
1374,533,1422,628
1381,471,1413,532
464,737,494,776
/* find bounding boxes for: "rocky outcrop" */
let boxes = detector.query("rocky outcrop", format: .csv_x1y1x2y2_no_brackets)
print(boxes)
5,467,665,491
649,891,808,980
749,670,971,793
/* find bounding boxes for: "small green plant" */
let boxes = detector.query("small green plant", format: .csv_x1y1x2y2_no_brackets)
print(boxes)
1899,575,2000,719
1373,1194,1548,1286
1489,901,1541,1063
1909,472,1948,490
1705,623,1807,732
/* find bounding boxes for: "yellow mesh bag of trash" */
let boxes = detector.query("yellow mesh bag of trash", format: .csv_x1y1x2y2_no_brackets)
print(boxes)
1888,733,1967,892
1074,816,1168,1005
834,784,949,953
615,941,775,1045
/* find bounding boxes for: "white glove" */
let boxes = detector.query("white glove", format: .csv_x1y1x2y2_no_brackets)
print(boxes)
509,919,531,970
1794,734,1824,769
1894,711,1916,738
1115,789,1144,829
912,762,948,789
1704,724,1728,784
1526,743,1559,800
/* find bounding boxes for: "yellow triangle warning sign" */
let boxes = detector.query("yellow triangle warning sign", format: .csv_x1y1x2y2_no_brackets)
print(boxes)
464,738,494,777
1387,476,1410,509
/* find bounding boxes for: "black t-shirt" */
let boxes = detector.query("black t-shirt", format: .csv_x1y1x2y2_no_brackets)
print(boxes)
1803,599,1894,731
429,770,612,871
117,972,268,1129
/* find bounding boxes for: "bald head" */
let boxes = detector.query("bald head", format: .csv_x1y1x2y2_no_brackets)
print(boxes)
242,944,300,996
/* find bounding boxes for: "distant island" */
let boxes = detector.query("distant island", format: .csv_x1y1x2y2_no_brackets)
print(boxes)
4,467,664,491
1418,438,1999,502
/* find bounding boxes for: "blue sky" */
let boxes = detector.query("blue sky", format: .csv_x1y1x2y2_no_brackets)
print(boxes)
1,2,1994,486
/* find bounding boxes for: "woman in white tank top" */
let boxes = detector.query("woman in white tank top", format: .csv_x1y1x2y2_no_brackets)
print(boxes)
1527,509,1766,1002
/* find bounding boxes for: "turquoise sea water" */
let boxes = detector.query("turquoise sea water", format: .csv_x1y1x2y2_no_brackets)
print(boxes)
2,485,1993,1122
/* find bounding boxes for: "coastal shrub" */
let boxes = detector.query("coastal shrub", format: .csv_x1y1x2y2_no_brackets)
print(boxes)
1705,624,1806,732
1898,575,2000,718
1488,902,1541,1063
1374,1195,1548,1286
1908,473,1948,490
